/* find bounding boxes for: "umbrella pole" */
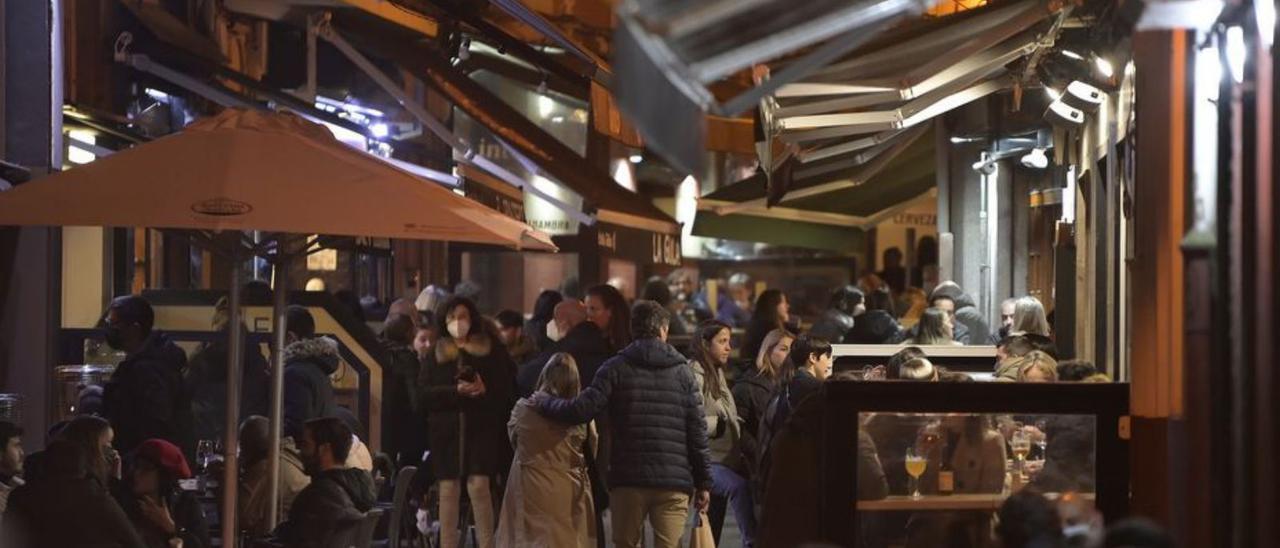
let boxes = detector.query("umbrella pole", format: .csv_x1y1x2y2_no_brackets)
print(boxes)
266,245,291,529
221,255,244,548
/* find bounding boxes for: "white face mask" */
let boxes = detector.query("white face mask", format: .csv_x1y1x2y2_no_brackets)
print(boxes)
546,321,564,342
447,319,470,339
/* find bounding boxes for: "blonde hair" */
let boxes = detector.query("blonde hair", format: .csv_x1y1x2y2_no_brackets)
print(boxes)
1083,373,1112,383
537,352,581,398
899,357,937,381
1014,350,1059,382
899,287,928,327
1012,296,1051,337
755,329,794,380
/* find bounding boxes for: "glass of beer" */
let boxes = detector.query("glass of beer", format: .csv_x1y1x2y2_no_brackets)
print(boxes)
905,447,927,499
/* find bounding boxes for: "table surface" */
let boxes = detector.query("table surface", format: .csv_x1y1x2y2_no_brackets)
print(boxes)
857,492,1096,511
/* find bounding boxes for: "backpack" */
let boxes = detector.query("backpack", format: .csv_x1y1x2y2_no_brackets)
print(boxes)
754,383,792,499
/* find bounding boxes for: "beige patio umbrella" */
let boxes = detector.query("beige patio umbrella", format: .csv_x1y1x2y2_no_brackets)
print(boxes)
0,108,554,545
0,108,555,249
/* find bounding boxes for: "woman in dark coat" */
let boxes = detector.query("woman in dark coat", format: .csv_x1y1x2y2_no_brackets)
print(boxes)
525,290,563,353
419,296,516,548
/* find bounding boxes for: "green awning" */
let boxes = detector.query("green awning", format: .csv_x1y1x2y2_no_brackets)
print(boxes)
693,127,935,252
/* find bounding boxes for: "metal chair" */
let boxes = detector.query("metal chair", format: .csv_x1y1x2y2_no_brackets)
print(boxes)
353,508,385,548
385,466,418,548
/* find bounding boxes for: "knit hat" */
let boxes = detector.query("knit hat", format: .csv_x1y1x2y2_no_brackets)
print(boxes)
134,439,193,479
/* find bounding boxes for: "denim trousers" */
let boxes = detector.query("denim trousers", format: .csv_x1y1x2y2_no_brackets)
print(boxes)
710,463,756,547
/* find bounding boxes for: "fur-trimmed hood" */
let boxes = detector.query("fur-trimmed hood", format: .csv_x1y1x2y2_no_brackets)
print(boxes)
434,332,494,364
284,336,340,375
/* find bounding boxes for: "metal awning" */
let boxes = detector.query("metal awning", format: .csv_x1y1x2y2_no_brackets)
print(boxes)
340,20,681,235
612,0,935,174
693,125,935,251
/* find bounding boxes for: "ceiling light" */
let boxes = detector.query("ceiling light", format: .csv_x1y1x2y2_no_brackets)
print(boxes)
1061,50,1085,60
1045,87,1062,101
1094,56,1115,78
1020,147,1049,169
1063,80,1105,112
1257,0,1275,48
629,154,643,164
370,123,389,139
1045,101,1085,127
950,136,984,144
538,95,554,118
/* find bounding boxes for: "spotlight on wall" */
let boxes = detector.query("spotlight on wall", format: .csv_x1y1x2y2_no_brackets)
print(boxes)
1062,80,1105,112
1020,147,1049,169
1045,100,1086,127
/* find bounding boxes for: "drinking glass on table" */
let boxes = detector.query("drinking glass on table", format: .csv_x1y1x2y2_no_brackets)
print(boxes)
196,440,216,474
1011,429,1032,481
905,447,928,499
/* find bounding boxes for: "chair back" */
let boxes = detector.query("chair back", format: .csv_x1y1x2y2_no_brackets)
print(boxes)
388,466,418,547
354,507,385,548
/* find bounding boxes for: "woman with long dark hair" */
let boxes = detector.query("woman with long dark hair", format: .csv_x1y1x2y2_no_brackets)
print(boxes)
419,296,516,548
690,320,755,546
907,308,961,346
584,284,631,351
741,289,791,372
54,415,118,487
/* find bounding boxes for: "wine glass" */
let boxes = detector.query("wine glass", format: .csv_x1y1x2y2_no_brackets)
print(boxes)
196,440,215,475
1034,419,1048,457
905,447,928,499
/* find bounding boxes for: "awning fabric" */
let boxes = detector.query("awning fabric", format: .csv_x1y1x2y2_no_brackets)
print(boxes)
0,109,556,251
693,126,935,251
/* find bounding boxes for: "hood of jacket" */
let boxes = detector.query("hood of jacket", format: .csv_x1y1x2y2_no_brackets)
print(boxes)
433,332,494,364
931,284,977,310
284,336,340,375
847,311,901,343
313,467,377,512
619,337,687,370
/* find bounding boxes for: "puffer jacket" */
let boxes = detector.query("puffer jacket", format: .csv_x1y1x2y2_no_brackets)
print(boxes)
539,338,712,492
379,338,426,466
103,331,193,455
283,337,341,441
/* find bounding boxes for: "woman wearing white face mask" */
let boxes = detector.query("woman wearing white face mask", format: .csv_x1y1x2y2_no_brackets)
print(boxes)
419,297,516,548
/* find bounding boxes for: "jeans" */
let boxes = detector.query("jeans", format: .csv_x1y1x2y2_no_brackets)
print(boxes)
710,463,756,547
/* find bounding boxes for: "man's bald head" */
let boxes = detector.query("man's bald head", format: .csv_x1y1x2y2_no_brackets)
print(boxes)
553,300,588,330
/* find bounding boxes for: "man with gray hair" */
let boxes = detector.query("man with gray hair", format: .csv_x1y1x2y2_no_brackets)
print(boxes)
536,300,712,548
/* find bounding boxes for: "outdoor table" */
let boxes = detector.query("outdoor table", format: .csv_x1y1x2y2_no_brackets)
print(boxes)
857,492,1096,511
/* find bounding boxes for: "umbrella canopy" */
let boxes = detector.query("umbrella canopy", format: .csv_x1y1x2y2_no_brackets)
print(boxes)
0,108,555,251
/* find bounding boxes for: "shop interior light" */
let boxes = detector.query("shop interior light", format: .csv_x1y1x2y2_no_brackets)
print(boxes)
1094,56,1114,78
629,154,643,164
537,95,555,118
67,129,97,165
370,123,389,138
1061,49,1085,60
1226,26,1247,83
1257,0,1275,48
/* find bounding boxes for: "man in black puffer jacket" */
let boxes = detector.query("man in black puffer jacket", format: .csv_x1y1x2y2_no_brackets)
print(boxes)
537,300,712,548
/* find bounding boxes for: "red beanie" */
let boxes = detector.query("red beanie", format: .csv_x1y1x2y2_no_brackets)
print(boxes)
134,439,193,479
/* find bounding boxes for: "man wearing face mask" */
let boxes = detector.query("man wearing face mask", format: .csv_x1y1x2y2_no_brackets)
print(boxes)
515,300,612,399
101,296,193,457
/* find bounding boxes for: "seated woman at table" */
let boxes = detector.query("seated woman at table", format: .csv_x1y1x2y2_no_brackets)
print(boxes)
114,438,210,548
920,415,1007,494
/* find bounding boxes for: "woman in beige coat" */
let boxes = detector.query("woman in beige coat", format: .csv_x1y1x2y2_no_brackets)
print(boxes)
496,353,597,548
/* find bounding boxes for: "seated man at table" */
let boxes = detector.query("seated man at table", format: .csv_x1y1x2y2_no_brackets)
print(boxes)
240,416,310,537
272,417,376,547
